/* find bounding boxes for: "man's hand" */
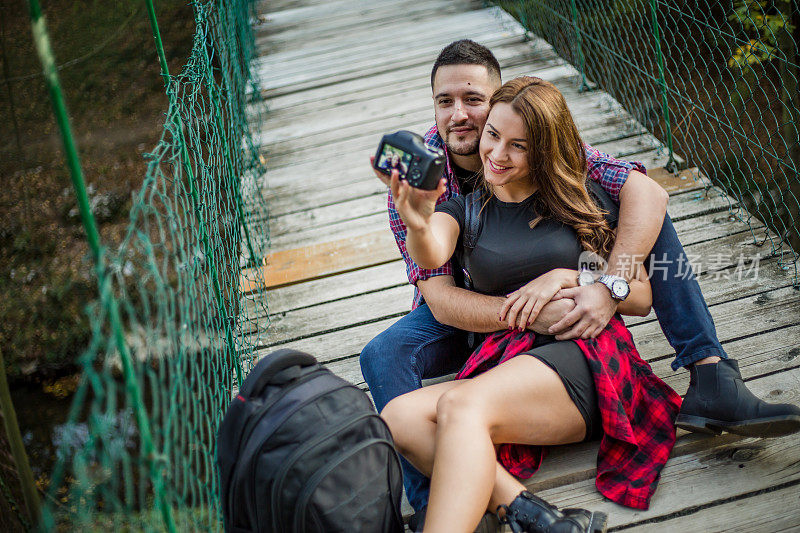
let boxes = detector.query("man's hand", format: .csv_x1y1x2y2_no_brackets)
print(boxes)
499,268,577,330
548,284,618,340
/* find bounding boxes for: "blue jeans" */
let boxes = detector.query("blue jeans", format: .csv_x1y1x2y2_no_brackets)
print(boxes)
360,214,726,509
360,304,469,511
646,214,727,370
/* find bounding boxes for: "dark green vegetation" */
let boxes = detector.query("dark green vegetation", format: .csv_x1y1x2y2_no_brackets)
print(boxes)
0,0,194,381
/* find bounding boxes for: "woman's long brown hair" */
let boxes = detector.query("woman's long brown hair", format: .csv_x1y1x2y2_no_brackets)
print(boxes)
482,76,615,257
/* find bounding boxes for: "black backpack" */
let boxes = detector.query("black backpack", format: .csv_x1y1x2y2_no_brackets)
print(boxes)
217,349,404,533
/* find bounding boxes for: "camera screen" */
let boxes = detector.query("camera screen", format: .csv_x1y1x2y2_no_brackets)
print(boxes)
376,143,412,177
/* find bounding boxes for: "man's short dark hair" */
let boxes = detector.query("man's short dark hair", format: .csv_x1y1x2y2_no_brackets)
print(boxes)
430,39,501,88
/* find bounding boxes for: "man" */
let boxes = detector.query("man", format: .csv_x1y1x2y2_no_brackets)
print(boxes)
361,39,800,522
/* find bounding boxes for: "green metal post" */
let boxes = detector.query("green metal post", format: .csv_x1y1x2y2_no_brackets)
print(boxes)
649,0,677,171
26,2,176,531
144,0,243,386
0,348,40,529
569,0,591,92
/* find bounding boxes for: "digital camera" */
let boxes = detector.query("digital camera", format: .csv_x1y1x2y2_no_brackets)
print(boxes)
373,130,445,190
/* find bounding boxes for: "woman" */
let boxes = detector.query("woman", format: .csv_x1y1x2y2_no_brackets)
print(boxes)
388,152,408,176
381,77,681,533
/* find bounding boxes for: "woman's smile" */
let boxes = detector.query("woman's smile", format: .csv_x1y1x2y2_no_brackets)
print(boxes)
486,158,512,174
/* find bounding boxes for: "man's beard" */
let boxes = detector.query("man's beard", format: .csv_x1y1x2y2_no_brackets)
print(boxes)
445,125,480,156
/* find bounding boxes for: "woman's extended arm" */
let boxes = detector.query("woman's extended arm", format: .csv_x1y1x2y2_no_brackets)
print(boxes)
390,171,459,269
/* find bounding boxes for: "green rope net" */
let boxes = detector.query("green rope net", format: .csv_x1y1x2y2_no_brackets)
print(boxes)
29,0,271,529
495,0,800,283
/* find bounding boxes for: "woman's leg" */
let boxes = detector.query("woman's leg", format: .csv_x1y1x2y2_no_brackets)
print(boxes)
383,382,528,519
380,380,460,477
423,355,587,533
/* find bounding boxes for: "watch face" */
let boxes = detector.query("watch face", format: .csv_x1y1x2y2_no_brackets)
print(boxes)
578,270,595,286
611,279,629,298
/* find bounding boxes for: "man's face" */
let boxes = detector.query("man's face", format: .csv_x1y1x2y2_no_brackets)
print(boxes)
432,64,499,157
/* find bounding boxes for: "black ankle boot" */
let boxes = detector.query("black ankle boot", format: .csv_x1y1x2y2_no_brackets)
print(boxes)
676,359,800,437
499,491,607,533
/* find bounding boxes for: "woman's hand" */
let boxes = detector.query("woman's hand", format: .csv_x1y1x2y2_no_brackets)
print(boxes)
389,169,447,232
499,268,578,330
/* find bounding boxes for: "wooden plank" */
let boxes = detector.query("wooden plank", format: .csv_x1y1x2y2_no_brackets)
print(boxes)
259,260,407,315
255,96,641,168
253,7,507,71
256,101,645,173
253,14,526,96
240,229,399,293
242,283,414,344
257,1,484,53
254,55,567,122
257,0,473,35
254,117,642,205
256,150,704,220
631,484,800,533
257,72,626,145
254,124,669,226
649,166,704,194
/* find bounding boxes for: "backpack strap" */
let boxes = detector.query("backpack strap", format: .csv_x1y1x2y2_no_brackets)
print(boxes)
457,190,484,349
239,349,318,398
458,190,484,291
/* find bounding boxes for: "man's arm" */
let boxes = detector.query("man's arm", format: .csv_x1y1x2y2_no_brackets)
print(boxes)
418,275,574,334
549,170,668,339
606,170,669,280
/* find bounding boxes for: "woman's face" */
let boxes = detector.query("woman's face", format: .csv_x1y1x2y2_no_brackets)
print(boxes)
479,102,530,190
390,153,400,166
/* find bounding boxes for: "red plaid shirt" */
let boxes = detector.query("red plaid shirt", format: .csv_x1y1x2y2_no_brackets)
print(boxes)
455,316,681,510
387,126,647,308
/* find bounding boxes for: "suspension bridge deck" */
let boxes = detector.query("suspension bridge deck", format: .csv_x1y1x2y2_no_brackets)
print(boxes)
240,0,800,530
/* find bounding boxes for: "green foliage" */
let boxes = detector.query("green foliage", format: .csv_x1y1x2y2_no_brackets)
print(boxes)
727,0,795,68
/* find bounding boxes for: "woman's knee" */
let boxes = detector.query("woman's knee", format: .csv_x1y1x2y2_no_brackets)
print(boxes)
435,384,486,427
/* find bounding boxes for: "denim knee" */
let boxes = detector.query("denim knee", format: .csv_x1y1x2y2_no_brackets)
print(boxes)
359,328,416,412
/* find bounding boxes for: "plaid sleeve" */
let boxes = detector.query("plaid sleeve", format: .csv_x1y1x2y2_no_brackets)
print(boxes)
584,144,647,203
387,190,453,288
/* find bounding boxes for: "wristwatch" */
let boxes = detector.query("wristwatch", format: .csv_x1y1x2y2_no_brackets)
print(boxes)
598,274,630,301
577,268,596,287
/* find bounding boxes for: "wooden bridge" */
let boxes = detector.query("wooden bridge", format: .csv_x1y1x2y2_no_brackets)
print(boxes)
240,0,800,530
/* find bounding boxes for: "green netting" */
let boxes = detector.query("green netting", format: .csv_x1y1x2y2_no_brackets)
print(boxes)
27,0,272,529
494,0,800,284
